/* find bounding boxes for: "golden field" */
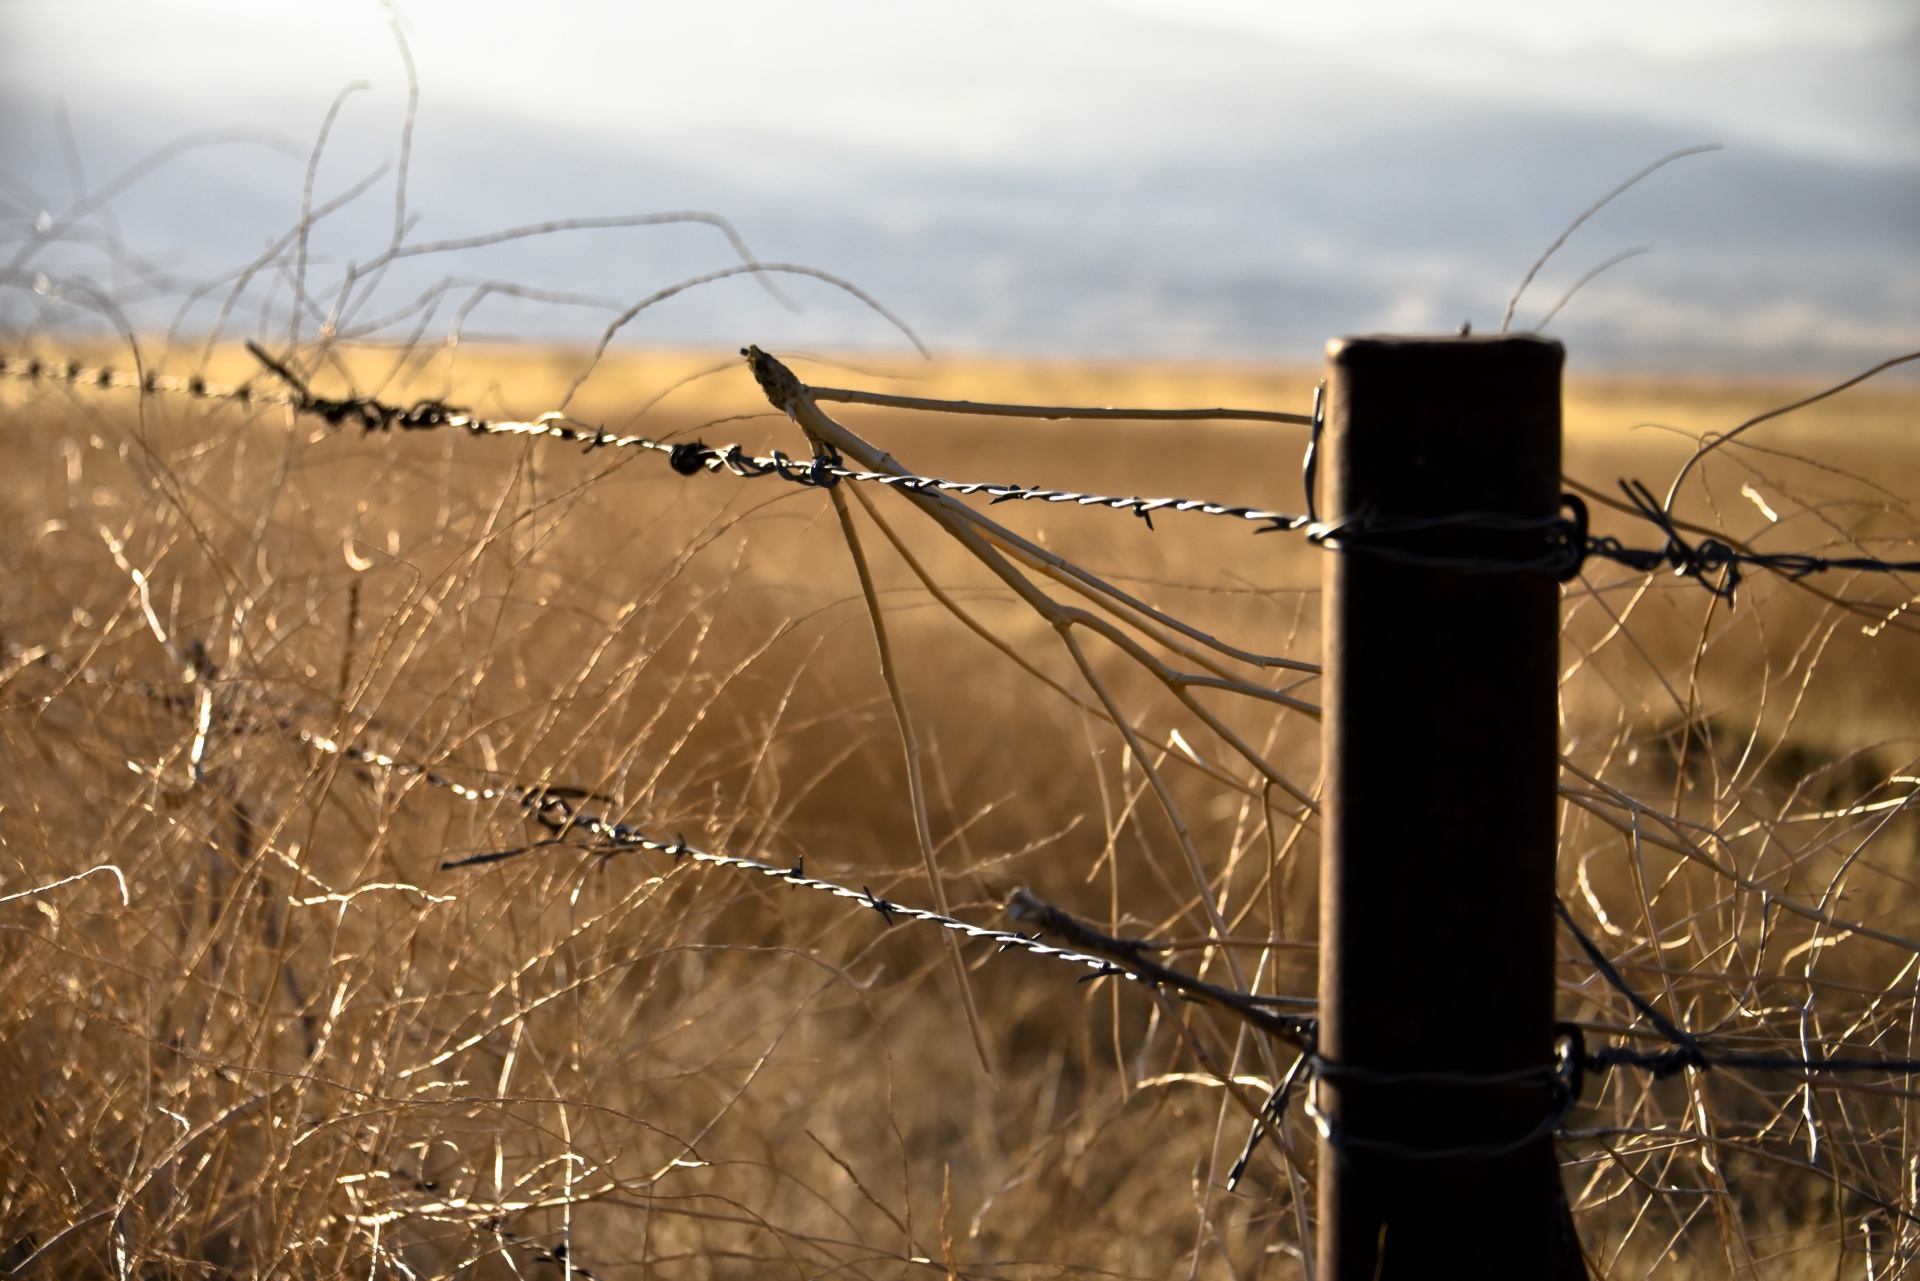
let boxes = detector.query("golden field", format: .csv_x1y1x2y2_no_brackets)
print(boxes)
3,343,1920,1278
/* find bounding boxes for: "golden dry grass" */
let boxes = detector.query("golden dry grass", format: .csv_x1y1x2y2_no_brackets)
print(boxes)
3,343,1920,1278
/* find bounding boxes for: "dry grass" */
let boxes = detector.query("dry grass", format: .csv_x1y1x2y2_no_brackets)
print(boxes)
3,343,1920,1278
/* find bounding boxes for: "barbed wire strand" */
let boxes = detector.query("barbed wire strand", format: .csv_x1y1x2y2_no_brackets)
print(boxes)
1555,899,1920,1081
8,343,1919,600
288,717,1920,1085
0,348,1317,534
277,721,1322,1049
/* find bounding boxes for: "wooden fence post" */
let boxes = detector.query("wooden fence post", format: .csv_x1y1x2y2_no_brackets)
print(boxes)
1316,334,1584,1278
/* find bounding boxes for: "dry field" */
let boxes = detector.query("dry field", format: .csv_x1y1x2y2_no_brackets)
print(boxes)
3,343,1920,1278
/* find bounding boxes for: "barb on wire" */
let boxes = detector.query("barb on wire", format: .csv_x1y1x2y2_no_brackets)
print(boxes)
1004,889,1315,1049
1577,482,1920,600
1227,1052,1311,1190
666,433,1308,531
0,352,289,407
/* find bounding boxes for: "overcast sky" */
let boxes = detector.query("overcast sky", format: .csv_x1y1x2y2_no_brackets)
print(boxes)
2,0,1915,372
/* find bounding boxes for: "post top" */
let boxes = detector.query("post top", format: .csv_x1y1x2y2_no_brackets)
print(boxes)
1326,333,1565,362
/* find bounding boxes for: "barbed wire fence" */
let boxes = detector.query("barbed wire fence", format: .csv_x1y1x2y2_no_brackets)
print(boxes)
5,324,1920,1276
4,87,1920,1279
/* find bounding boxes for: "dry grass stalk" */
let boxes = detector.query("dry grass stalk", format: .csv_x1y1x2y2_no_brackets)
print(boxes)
824,480,997,1077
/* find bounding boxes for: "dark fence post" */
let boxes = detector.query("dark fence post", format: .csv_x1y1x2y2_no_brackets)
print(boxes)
1316,335,1584,1278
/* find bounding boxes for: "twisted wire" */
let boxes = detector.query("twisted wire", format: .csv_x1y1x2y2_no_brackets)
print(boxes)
1308,491,1920,592
1578,481,1920,600
288,725,1320,1034
0,348,1314,532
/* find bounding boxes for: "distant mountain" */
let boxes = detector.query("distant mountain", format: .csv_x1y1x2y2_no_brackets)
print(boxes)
1,0,1913,375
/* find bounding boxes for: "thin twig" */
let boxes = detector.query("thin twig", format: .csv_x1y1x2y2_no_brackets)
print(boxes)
823,481,997,1078
1500,144,1721,333
808,385,1312,425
